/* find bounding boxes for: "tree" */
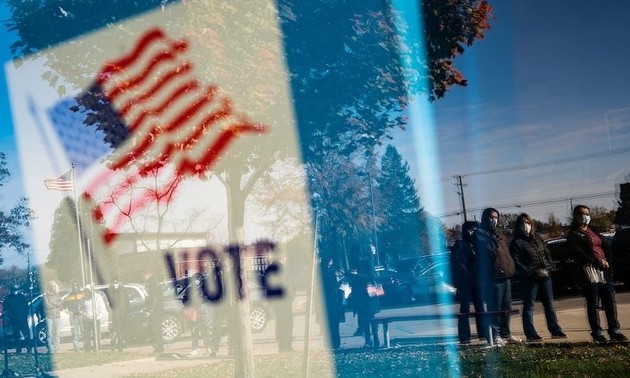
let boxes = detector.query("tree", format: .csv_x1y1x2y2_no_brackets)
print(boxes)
588,206,616,233
47,197,116,285
0,152,32,265
248,158,311,243
5,1,493,375
538,213,564,239
374,145,424,262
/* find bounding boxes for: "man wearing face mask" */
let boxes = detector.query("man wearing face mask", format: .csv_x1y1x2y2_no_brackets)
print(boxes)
474,208,519,346
567,205,628,342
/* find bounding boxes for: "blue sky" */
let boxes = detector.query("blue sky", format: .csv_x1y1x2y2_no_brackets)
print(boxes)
396,0,630,226
2,1,630,269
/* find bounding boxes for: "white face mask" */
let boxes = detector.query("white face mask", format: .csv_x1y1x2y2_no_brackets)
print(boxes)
524,224,532,234
490,218,498,228
580,215,591,226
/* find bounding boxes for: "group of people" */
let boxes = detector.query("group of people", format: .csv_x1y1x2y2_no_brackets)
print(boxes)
319,256,381,349
452,205,628,345
53,278,128,353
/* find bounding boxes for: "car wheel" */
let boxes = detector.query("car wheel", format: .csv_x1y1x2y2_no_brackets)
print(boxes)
398,285,414,305
160,314,182,343
35,323,48,346
249,306,268,333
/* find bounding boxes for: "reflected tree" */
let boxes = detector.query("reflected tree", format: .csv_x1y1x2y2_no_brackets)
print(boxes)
0,152,32,265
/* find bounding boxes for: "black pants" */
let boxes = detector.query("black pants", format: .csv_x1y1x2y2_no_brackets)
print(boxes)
358,312,379,347
149,314,163,352
82,319,101,351
10,318,31,352
583,282,621,337
274,303,294,351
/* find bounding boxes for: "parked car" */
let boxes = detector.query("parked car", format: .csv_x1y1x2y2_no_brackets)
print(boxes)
392,255,454,304
612,227,630,287
29,284,144,346
159,274,274,341
0,298,48,349
543,237,582,296
340,258,455,307
34,278,275,346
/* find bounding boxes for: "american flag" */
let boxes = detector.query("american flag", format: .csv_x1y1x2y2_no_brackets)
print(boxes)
79,27,266,245
44,170,74,192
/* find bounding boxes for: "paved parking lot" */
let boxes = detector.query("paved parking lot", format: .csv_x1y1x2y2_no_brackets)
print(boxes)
44,290,630,377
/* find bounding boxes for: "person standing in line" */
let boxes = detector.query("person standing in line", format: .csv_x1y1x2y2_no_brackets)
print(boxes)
318,257,344,349
349,258,380,348
451,221,486,344
64,280,85,351
3,285,31,353
44,280,64,353
81,286,107,352
270,259,295,352
108,278,129,352
567,205,628,342
185,274,212,357
510,213,566,343
474,207,521,346
143,270,165,353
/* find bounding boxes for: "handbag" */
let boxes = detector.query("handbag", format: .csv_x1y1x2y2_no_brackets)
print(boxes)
367,283,385,297
583,264,605,284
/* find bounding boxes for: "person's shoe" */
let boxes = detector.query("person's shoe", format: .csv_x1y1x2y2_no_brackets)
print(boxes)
189,349,198,356
505,335,522,344
610,332,629,342
592,334,607,343
551,332,568,339
491,336,507,347
526,335,543,343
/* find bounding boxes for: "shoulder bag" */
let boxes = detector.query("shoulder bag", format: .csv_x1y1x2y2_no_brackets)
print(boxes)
583,264,605,284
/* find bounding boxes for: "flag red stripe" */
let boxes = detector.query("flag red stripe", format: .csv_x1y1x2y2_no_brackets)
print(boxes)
126,80,200,132
117,63,193,117
164,85,219,132
177,121,265,175
97,29,187,85
107,47,190,101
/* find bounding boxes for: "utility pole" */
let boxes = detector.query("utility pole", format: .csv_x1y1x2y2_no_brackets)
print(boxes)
455,175,468,222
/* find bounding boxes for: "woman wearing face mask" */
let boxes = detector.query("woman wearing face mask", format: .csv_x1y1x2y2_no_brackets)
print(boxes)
567,205,628,342
510,213,566,342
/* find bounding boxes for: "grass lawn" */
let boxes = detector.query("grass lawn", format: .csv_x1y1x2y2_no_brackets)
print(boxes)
0,350,147,376
5,342,627,377
118,342,630,378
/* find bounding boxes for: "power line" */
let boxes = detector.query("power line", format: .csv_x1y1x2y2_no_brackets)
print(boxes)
438,190,619,218
417,146,630,190
461,146,630,178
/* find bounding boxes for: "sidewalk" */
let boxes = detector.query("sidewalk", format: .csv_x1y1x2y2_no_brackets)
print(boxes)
53,294,630,377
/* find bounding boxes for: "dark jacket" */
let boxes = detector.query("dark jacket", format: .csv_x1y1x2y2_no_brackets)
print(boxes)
451,239,476,288
475,227,515,280
510,233,552,279
108,286,129,324
567,227,613,283
145,275,164,315
3,292,29,321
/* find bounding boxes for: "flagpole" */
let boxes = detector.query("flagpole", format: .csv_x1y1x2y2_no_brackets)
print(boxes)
71,164,87,287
